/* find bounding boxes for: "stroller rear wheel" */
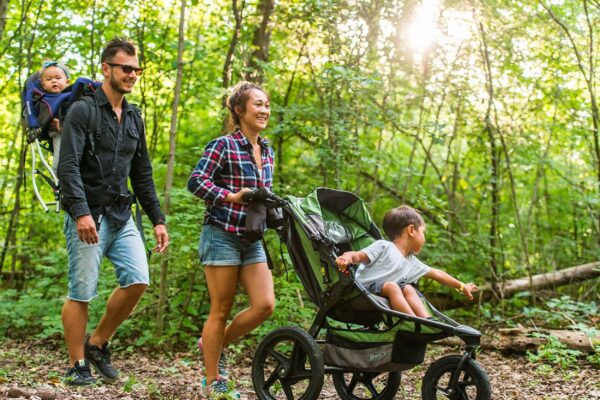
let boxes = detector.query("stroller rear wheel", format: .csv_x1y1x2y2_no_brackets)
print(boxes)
252,326,324,400
422,355,491,400
332,371,401,400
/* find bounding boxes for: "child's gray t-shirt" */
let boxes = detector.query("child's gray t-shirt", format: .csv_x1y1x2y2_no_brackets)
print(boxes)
355,240,431,287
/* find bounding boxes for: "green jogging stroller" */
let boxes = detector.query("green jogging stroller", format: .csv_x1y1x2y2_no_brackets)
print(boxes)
250,187,491,400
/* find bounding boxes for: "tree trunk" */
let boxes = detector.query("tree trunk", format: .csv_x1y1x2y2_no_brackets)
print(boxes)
222,0,244,98
156,0,186,337
427,261,600,310
0,0,9,42
247,0,274,83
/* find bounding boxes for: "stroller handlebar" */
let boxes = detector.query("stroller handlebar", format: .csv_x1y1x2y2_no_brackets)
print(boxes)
242,187,287,208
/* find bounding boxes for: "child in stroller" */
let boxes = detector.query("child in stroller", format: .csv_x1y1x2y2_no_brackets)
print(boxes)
247,187,491,400
335,205,478,318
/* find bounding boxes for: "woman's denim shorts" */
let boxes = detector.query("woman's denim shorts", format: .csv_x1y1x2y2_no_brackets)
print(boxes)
198,224,267,266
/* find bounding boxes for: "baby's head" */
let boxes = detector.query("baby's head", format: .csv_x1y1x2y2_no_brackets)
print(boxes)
40,61,70,93
382,205,426,254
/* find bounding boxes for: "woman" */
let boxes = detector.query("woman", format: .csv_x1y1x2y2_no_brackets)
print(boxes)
187,81,275,398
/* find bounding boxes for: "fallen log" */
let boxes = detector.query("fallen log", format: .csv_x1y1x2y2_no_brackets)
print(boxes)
434,327,598,353
428,261,600,310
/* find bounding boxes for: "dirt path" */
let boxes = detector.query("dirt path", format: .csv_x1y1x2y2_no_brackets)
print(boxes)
1,340,598,399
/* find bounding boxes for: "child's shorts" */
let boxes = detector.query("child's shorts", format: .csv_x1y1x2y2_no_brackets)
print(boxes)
364,280,409,296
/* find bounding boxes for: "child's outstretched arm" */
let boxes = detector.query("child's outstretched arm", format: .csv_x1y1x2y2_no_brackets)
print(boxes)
424,269,478,300
335,251,370,271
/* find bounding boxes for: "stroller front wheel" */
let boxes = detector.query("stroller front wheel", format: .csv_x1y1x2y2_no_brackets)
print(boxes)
332,370,401,400
421,354,491,400
252,326,324,400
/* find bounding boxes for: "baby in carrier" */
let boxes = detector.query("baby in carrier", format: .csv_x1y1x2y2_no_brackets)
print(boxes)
38,61,71,170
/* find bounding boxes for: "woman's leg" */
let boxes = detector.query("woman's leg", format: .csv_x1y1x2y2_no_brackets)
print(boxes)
381,282,415,316
403,285,430,318
203,266,239,384
223,262,275,345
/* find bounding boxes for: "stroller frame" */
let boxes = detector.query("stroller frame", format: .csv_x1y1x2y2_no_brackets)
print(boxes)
250,187,491,400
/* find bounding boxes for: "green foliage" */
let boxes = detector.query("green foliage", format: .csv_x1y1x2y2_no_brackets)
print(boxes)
527,333,582,369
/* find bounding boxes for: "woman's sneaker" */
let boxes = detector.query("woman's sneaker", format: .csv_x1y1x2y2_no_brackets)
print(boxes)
64,359,97,386
200,378,240,399
198,337,229,378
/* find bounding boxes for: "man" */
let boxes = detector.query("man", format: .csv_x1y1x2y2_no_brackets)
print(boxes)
58,38,169,385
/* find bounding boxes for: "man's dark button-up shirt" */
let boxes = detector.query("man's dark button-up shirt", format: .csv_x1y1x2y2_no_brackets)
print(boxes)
58,87,165,230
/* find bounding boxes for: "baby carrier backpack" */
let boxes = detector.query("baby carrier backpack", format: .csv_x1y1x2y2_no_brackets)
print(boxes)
21,73,101,212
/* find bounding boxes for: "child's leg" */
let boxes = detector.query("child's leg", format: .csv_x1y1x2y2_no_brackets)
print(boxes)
403,285,430,318
381,282,415,316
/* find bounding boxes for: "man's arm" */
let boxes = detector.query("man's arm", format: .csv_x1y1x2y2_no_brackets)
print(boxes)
129,115,168,253
58,101,91,218
423,269,478,300
58,102,98,244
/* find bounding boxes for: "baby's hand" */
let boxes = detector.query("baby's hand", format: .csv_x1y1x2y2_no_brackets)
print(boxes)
50,118,61,132
335,254,352,271
462,283,478,300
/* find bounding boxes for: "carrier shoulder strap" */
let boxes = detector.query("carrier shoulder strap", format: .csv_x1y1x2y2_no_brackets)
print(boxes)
129,104,145,155
79,93,102,155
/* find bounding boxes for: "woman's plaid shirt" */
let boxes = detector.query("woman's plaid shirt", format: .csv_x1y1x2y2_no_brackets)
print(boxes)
187,130,274,235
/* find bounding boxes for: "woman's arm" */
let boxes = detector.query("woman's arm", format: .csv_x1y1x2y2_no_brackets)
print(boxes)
423,269,478,300
335,251,370,271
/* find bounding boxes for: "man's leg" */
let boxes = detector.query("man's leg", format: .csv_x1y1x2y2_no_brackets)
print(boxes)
62,214,103,385
89,284,147,346
94,217,150,345
223,262,274,346
62,300,89,366
84,217,149,380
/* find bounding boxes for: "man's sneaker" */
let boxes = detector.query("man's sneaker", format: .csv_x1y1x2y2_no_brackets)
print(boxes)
64,359,97,386
201,377,240,399
84,334,119,381
198,337,228,378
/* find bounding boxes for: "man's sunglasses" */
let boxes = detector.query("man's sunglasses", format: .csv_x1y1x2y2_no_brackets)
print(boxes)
106,63,143,76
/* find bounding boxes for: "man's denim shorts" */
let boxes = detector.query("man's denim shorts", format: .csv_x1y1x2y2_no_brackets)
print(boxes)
198,224,267,266
64,215,149,302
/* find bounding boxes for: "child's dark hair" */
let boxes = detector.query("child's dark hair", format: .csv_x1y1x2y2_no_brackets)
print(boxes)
382,205,424,240
101,37,137,63
225,81,268,131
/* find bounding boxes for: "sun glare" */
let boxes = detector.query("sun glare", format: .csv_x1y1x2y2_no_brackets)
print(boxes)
404,0,474,59
406,0,441,53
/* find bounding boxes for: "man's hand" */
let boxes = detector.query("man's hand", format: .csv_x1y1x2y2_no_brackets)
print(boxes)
153,224,169,253
461,282,479,300
76,215,98,244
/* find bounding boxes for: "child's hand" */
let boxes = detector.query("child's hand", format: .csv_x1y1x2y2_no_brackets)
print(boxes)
335,254,352,271
462,283,478,300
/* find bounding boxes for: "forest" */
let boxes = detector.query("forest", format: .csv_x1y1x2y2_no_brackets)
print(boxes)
0,0,598,399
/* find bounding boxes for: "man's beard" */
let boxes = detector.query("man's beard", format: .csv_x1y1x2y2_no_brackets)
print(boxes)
109,75,134,94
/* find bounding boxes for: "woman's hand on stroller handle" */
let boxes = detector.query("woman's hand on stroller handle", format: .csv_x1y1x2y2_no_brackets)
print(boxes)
241,187,286,207
225,188,253,204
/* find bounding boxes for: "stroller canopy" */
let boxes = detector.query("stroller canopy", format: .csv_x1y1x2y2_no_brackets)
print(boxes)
284,188,383,306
